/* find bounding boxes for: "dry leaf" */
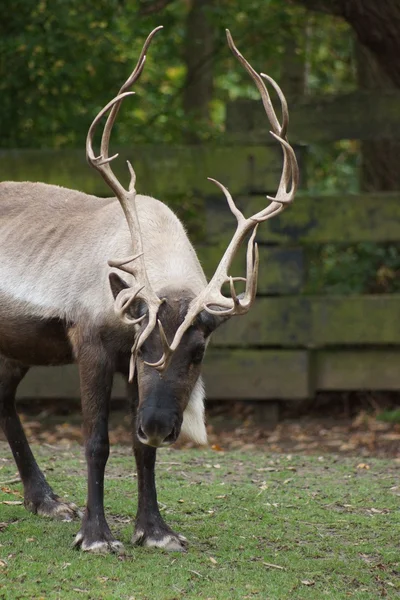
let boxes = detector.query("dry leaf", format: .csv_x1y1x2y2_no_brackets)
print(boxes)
356,463,370,470
211,444,224,452
301,580,315,586
0,501,23,505
0,487,22,497
209,556,217,565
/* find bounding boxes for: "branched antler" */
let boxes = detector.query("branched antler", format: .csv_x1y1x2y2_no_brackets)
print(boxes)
144,29,299,372
86,27,163,381
86,26,298,378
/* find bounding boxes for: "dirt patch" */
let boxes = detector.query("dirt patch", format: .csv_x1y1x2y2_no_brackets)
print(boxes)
2,393,399,459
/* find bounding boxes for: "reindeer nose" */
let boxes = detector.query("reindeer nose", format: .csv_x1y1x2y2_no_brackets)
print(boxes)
137,408,180,447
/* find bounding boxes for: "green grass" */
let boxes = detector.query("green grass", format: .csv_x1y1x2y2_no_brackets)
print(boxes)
0,443,399,600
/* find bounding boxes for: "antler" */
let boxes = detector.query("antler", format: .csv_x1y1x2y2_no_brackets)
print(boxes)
145,29,299,373
86,26,164,382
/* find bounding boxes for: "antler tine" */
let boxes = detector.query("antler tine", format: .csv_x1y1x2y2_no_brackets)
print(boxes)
128,308,161,380
240,228,259,307
144,319,174,372
207,177,244,223
87,92,135,164
226,29,281,136
260,73,289,137
113,285,146,325
266,133,299,203
100,26,163,161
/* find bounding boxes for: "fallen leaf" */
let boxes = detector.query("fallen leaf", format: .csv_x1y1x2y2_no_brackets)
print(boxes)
211,444,224,452
0,501,23,505
356,463,370,470
301,580,315,586
209,556,217,565
0,487,22,497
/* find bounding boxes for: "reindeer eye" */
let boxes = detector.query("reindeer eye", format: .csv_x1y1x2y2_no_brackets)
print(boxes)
191,345,205,365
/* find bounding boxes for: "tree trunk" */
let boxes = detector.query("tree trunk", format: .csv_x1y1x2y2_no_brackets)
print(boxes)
356,42,400,191
183,0,214,143
292,0,400,87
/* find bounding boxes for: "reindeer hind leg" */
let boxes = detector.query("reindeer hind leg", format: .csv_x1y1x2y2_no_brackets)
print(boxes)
0,355,81,520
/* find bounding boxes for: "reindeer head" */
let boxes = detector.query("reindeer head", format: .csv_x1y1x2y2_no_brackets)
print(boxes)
86,27,298,447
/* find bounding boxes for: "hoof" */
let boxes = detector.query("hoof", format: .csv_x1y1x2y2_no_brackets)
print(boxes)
26,494,83,521
132,528,188,552
73,531,125,555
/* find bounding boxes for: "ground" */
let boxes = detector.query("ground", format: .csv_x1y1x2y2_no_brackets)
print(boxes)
0,396,399,599
8,392,400,458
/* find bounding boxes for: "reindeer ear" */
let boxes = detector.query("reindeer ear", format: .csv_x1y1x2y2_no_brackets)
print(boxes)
109,272,129,300
108,273,146,321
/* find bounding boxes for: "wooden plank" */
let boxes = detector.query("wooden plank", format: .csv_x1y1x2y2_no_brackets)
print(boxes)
198,245,304,295
212,295,400,347
17,366,126,400
226,91,400,143
16,350,310,401
203,349,309,400
315,349,400,391
0,145,285,198
205,193,400,244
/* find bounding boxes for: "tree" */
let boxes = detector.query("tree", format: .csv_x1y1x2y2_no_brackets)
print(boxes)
290,0,400,87
290,0,400,191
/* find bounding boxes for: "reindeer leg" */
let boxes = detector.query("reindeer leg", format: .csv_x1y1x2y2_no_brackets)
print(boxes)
128,381,187,552
0,356,81,520
73,343,124,554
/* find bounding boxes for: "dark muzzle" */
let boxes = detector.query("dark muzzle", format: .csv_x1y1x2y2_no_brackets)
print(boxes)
137,407,181,447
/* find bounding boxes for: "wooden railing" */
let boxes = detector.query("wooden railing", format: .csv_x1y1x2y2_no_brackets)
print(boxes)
1,111,400,405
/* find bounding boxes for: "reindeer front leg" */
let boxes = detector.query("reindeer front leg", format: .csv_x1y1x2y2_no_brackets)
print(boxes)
128,383,187,552
73,342,124,554
132,440,188,551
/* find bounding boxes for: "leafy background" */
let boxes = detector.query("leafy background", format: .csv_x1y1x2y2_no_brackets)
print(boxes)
1,0,399,293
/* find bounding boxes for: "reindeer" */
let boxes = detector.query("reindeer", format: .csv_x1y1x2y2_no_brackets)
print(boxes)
0,27,298,553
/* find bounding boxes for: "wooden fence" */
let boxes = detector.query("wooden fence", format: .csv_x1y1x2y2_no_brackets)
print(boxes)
1,91,400,405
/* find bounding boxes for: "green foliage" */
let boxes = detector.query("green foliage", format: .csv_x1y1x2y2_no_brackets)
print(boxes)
307,141,360,195
0,444,399,599
0,0,357,149
1,0,128,147
305,12,356,95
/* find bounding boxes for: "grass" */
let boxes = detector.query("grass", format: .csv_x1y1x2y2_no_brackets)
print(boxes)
0,443,399,600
